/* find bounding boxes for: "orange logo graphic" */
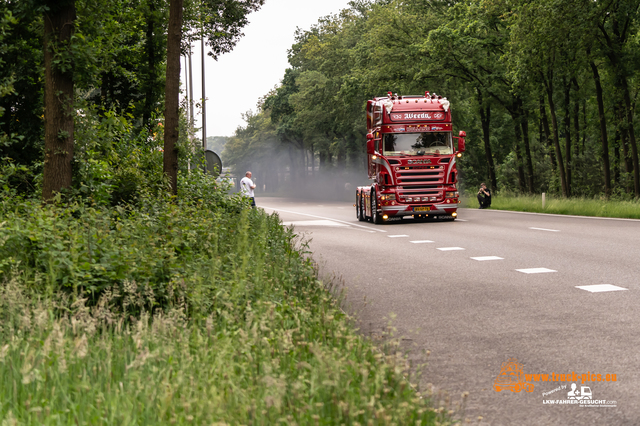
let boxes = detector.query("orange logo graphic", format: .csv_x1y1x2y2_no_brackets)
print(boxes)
494,358,535,393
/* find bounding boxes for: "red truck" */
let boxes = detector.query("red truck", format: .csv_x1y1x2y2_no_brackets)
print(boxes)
356,91,466,224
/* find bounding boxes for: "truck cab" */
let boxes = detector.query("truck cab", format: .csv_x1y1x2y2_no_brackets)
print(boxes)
356,92,466,224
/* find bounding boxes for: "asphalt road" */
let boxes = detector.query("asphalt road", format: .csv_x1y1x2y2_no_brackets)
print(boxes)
259,196,640,426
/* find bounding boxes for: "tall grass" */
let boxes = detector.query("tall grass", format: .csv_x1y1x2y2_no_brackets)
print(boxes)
462,192,640,219
0,172,454,424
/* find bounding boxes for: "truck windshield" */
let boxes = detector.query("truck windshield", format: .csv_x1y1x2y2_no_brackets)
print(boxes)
383,132,453,156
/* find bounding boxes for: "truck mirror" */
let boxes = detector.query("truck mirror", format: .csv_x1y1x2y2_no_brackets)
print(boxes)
457,138,466,153
366,133,374,140
367,138,375,155
459,130,467,138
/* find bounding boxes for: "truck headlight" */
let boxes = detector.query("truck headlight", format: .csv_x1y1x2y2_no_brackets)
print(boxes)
446,191,459,198
381,194,396,201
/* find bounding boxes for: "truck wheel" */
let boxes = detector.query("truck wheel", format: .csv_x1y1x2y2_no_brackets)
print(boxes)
357,193,366,221
371,188,383,224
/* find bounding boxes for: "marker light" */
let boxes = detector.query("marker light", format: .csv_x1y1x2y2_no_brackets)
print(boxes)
456,153,462,158
452,212,458,217
372,155,377,160
382,215,389,220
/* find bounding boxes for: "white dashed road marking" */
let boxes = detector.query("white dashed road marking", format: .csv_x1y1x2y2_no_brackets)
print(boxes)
516,268,557,274
471,256,504,261
437,247,465,251
282,220,349,227
388,234,409,238
529,227,560,232
576,284,628,293
410,240,434,244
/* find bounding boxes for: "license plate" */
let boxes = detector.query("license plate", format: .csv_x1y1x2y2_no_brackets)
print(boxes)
413,206,431,212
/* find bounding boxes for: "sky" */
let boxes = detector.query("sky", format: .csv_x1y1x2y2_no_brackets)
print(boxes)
183,0,354,139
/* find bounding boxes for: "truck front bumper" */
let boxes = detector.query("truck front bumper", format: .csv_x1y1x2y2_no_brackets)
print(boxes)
380,203,457,217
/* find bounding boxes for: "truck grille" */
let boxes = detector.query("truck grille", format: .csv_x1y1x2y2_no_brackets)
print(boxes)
395,166,445,185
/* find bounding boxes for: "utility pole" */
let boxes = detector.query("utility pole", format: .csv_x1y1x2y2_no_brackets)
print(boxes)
201,34,206,150
188,43,194,131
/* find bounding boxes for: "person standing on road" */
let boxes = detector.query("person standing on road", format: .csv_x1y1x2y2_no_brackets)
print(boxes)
477,182,491,209
240,171,257,208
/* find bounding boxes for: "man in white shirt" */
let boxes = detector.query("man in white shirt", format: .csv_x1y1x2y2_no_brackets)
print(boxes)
240,171,257,208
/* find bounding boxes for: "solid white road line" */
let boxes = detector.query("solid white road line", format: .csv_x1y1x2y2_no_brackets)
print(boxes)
470,208,640,223
516,268,557,274
529,227,560,232
261,206,388,233
471,256,504,261
410,240,434,244
388,234,409,238
575,284,628,293
437,247,465,251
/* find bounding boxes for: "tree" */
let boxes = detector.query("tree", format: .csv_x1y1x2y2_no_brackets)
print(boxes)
163,0,183,194
163,0,264,194
593,0,640,197
42,0,76,200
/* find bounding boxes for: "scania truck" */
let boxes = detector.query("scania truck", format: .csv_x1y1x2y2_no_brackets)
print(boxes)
356,91,466,224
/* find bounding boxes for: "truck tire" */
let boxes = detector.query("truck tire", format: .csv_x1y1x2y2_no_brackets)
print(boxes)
356,192,365,221
371,188,383,224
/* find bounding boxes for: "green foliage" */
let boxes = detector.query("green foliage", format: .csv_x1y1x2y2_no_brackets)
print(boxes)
0,176,451,424
73,105,166,206
227,0,640,201
0,2,44,167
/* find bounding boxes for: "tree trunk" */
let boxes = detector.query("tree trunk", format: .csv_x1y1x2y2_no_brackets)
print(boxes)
163,0,183,195
590,61,611,198
563,78,572,196
143,0,158,130
517,100,534,193
512,118,526,193
572,78,580,157
477,90,497,193
542,72,568,197
42,0,76,201
613,126,620,187
539,96,556,173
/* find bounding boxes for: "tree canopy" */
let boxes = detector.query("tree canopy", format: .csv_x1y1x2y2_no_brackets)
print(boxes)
226,0,640,200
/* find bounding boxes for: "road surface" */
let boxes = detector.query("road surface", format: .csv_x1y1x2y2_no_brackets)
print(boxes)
260,197,639,426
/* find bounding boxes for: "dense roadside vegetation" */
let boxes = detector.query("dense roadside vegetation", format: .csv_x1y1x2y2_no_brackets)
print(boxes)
0,173,453,424
224,0,640,204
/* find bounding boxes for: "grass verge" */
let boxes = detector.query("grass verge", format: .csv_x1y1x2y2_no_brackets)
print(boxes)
462,192,640,219
0,175,454,425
